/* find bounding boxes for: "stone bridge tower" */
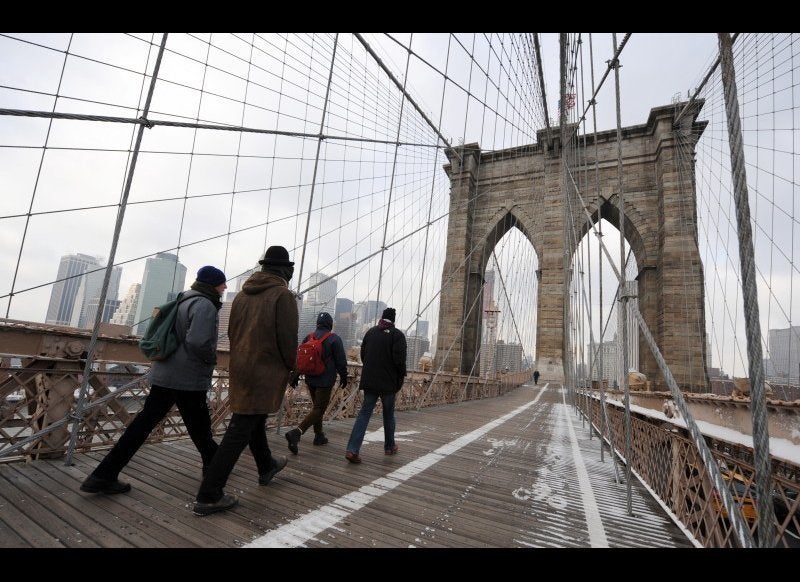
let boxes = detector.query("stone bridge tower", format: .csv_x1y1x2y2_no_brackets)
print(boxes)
434,102,709,392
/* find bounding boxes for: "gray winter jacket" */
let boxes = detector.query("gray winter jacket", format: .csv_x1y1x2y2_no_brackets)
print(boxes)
149,290,219,391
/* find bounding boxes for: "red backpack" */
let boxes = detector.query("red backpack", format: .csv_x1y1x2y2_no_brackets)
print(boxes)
295,331,333,376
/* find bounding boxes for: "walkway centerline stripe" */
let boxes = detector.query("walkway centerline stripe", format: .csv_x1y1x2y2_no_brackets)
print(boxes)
244,384,547,548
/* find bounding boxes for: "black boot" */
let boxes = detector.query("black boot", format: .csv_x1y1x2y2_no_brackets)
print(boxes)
313,432,328,446
285,428,301,455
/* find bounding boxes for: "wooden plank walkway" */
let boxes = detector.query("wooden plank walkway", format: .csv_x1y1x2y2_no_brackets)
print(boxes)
0,382,695,549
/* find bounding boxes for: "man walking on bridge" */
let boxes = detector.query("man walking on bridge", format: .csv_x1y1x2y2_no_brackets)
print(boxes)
80,265,228,495
285,311,349,455
192,246,297,516
345,307,407,464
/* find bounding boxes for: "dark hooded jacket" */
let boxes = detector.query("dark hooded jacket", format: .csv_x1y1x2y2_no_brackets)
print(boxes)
359,319,407,394
227,271,298,414
301,315,348,389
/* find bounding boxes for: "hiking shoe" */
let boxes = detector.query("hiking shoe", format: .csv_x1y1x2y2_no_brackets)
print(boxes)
285,428,301,455
259,456,288,485
192,493,238,516
80,474,131,495
345,451,362,464
313,432,328,446
385,444,399,455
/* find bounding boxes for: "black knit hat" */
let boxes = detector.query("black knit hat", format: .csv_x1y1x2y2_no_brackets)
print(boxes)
258,245,294,267
196,265,226,287
381,307,396,322
317,311,333,329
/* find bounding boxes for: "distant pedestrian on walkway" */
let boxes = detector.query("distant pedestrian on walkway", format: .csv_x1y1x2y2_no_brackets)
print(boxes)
285,311,349,454
80,266,227,495
533,370,540,385
345,307,406,464
192,246,298,516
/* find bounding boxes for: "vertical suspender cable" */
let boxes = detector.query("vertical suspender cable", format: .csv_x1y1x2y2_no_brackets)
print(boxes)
611,32,633,514
374,34,413,307
717,31,775,547
415,36,452,342
296,34,339,296
65,33,170,465
559,33,572,395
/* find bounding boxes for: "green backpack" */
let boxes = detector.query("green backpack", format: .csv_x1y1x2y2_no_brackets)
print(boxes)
139,292,193,361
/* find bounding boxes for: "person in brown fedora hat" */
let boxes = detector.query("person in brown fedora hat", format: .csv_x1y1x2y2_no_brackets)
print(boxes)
193,246,297,516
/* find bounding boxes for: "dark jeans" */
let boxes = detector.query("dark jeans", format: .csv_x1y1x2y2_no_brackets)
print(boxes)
298,385,332,434
92,384,218,480
196,413,274,503
346,390,396,455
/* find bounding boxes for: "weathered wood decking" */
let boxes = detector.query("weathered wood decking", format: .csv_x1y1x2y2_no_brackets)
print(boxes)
0,383,695,548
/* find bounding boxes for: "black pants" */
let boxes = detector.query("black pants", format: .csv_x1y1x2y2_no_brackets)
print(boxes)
298,385,332,434
92,384,218,480
195,413,274,503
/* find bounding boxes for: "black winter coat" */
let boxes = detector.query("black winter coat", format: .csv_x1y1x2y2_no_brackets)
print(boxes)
359,319,407,394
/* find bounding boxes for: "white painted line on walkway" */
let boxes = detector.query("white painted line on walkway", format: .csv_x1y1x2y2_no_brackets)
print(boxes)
244,384,548,548
559,388,609,548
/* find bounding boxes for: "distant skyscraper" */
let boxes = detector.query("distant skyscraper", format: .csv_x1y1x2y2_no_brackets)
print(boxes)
768,326,800,383
354,300,386,328
70,264,122,328
132,252,187,336
416,319,429,339
297,300,320,343
110,283,141,330
217,290,237,351
45,253,102,326
306,272,337,313
406,335,431,371
334,298,356,350
495,340,523,373
588,334,620,383
84,297,122,328
483,270,495,312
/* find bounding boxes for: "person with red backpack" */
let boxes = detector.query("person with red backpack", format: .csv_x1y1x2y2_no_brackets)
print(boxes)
285,311,348,455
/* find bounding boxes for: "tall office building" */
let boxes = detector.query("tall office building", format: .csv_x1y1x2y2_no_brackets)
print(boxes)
619,280,639,374
334,298,357,350
216,290,238,351
406,335,431,371
297,300,320,342
70,264,122,328
483,269,495,312
588,334,620,384
110,283,141,330
354,300,386,335
132,252,187,336
416,319,429,339
495,340,523,373
305,272,337,313
768,326,800,383
84,297,122,328
45,253,102,326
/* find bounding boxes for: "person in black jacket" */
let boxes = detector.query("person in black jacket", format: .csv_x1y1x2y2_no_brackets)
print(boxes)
345,307,406,463
285,311,348,455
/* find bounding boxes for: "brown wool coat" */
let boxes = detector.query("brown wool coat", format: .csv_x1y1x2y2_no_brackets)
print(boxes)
227,271,299,414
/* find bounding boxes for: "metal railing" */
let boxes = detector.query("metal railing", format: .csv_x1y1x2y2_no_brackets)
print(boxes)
577,391,800,548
